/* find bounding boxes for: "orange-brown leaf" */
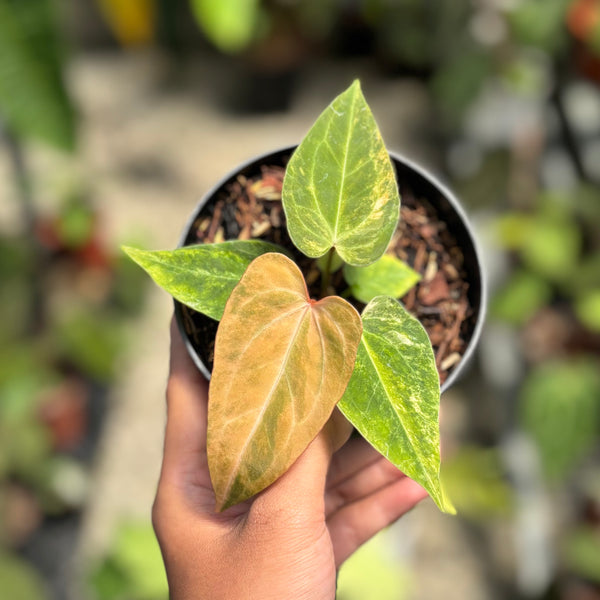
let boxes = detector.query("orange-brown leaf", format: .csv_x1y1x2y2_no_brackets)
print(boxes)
208,253,362,510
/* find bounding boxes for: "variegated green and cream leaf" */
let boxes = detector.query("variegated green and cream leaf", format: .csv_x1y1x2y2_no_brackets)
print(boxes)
122,240,283,321
344,254,421,303
338,295,455,513
282,80,400,266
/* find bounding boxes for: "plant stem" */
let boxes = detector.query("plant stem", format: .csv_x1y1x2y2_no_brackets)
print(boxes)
320,247,336,298
2,123,45,334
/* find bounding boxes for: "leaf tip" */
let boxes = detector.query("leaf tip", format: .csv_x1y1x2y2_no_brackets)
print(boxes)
121,245,142,261
345,79,364,101
214,498,229,513
436,484,457,515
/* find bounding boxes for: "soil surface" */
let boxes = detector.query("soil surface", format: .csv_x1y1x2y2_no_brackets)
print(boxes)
180,159,474,386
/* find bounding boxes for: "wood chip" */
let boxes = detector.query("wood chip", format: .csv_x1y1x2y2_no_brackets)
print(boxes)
440,352,462,371
423,251,438,282
252,221,271,237
443,263,459,280
214,227,225,243
418,271,449,306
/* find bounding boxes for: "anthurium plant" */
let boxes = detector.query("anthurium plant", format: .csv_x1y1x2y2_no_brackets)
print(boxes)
124,80,455,514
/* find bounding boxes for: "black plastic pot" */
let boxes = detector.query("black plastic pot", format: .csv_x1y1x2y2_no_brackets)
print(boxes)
175,146,486,393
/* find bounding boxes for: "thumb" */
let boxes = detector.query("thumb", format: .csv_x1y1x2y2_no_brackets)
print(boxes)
248,411,351,520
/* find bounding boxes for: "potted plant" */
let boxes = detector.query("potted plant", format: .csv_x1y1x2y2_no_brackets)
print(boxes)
124,80,485,514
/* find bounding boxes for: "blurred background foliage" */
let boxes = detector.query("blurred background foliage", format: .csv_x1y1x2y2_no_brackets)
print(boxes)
0,0,599,599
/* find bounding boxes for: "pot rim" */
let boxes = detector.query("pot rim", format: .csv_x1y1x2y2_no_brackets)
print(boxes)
175,145,487,392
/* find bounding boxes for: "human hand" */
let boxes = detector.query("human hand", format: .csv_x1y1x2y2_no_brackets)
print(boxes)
152,318,428,600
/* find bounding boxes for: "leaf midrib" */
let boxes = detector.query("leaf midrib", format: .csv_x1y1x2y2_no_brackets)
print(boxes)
141,254,245,282
361,332,437,493
221,304,311,501
332,89,357,243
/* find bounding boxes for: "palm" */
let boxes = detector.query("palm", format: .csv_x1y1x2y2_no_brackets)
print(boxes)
153,320,427,599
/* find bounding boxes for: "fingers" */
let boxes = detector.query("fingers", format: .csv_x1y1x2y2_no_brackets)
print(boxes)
327,435,387,488
161,318,210,483
327,476,428,567
248,410,354,522
249,428,334,522
325,454,404,517
322,408,354,453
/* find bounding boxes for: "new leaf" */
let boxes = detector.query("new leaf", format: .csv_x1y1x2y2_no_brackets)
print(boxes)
122,240,282,321
344,254,421,303
208,253,362,510
282,80,400,267
338,296,455,513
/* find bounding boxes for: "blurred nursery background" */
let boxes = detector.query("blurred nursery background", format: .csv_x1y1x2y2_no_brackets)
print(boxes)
1,0,600,599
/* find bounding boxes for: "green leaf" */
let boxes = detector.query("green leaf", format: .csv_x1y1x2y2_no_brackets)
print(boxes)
337,529,411,600
520,359,600,483
88,521,168,600
508,0,570,53
344,254,421,303
122,240,283,321
496,213,534,249
0,553,48,600
563,527,600,584
0,0,76,150
520,217,581,283
282,80,400,267
442,446,513,521
189,0,261,54
491,269,552,325
569,252,600,293
338,296,454,513
497,210,581,284
52,309,125,381
575,289,600,333
208,253,362,510
112,523,168,599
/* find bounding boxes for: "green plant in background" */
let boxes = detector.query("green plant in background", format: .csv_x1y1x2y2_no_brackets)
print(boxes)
0,0,76,150
492,190,600,474
188,0,341,55
442,447,514,521
125,80,452,513
486,174,600,593
88,521,168,600
563,525,600,586
509,0,573,54
0,2,153,591
0,553,48,600
519,359,600,483
189,0,263,54
336,525,412,600
0,201,150,599
493,189,600,333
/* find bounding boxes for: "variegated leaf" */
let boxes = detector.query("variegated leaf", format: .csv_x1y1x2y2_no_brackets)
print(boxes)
122,240,282,320
208,252,362,510
282,80,400,266
338,296,455,513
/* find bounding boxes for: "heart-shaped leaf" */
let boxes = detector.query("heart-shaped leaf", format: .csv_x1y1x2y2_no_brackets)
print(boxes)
344,254,421,303
122,240,283,321
282,80,400,266
338,296,454,513
208,252,362,510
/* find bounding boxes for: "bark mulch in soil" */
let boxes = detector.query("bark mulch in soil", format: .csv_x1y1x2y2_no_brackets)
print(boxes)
180,161,474,387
